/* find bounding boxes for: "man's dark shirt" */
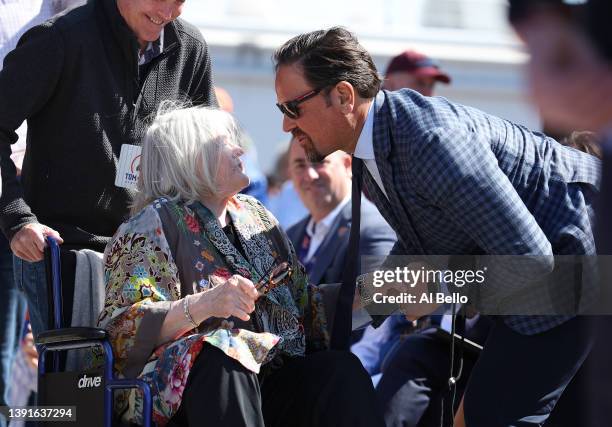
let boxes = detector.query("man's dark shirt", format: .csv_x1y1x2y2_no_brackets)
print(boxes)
0,0,218,251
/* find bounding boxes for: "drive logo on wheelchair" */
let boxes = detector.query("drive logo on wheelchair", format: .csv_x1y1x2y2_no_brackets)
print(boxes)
77,374,102,389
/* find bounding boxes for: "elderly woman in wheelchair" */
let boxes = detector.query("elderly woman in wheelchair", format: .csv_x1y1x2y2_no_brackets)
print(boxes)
97,105,383,427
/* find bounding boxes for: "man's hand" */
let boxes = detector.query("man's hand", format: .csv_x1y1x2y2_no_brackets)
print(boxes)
10,223,63,262
386,277,441,321
357,262,441,321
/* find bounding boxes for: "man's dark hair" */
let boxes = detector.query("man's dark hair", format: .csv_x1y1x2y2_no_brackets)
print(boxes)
508,0,612,64
508,0,586,26
560,131,602,160
273,27,382,99
586,0,612,64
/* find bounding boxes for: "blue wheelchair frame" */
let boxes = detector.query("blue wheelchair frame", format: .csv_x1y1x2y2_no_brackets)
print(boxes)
36,237,153,427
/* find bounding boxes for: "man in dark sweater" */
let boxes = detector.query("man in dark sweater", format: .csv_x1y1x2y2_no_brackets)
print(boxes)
0,0,218,339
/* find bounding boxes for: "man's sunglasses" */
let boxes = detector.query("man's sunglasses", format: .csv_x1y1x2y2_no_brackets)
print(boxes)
276,87,325,119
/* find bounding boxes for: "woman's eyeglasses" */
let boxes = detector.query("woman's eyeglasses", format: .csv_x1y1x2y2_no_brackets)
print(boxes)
256,262,292,295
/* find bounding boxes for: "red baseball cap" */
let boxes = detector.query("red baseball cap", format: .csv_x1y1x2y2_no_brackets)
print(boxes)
384,50,451,84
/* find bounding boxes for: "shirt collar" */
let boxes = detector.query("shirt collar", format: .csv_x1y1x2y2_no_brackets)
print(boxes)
353,100,375,160
306,195,351,237
138,29,164,66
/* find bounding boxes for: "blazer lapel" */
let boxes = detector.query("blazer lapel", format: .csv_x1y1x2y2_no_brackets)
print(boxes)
288,217,309,251
371,91,425,253
307,203,351,285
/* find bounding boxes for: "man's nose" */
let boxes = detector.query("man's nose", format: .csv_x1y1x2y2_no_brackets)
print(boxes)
158,4,174,20
305,165,319,180
282,114,296,133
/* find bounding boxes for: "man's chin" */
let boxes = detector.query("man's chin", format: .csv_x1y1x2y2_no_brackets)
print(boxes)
299,136,326,162
304,147,325,163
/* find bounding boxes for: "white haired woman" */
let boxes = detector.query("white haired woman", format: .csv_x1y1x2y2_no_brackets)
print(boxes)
97,106,383,427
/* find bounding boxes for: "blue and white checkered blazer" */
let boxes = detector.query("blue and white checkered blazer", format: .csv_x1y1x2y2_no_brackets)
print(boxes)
365,90,601,335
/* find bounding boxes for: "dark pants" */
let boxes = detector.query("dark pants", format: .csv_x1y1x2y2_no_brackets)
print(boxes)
543,316,612,427
168,345,385,427
0,235,27,427
464,316,592,427
376,316,490,427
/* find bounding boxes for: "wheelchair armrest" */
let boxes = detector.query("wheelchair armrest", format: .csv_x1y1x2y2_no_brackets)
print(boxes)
37,327,108,346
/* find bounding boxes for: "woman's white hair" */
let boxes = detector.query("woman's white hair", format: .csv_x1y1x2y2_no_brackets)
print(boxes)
131,102,243,213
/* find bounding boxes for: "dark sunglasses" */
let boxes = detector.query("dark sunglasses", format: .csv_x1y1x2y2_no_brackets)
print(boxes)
276,87,325,119
256,262,292,295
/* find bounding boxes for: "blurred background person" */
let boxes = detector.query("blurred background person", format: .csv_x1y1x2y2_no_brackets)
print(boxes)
266,138,308,230
383,49,451,95
509,1,612,425
8,322,37,427
285,138,395,340
560,131,602,160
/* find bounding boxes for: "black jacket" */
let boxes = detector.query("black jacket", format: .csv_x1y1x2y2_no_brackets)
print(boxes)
0,0,217,251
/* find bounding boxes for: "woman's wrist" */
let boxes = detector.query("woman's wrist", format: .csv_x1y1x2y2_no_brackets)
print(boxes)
182,294,199,329
187,292,212,324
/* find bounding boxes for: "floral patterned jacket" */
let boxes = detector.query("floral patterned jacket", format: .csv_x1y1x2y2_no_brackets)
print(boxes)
97,195,329,425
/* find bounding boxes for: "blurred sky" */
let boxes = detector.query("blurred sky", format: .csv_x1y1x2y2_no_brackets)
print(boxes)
181,0,515,47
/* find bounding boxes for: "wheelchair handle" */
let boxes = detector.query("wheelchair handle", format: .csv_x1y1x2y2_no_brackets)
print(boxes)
41,237,152,427
46,236,63,331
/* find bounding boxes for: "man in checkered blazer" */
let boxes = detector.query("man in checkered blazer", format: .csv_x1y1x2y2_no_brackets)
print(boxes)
274,27,600,426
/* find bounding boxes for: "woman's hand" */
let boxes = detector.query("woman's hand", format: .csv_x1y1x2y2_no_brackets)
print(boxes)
195,275,259,322
158,275,259,345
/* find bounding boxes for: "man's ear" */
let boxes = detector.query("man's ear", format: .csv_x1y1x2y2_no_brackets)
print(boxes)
334,81,356,113
344,153,353,174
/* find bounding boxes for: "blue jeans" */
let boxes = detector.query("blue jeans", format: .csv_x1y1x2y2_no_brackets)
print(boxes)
13,256,48,340
0,237,27,427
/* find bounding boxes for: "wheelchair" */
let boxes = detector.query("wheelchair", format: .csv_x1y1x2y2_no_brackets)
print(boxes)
35,237,152,427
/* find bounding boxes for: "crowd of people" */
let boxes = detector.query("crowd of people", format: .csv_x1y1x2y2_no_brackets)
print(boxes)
0,0,611,426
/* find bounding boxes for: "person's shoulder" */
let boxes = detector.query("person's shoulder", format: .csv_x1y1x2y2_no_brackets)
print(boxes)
18,1,96,51
172,18,208,48
286,215,309,238
49,1,95,35
360,198,394,233
383,88,492,136
353,199,396,256
118,198,172,235
105,199,177,261
360,197,380,216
